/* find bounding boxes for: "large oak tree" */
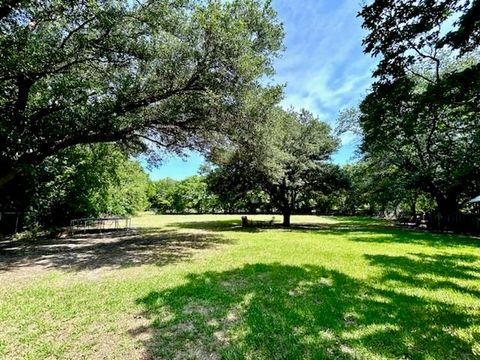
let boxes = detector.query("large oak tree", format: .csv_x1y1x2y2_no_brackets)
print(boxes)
207,107,343,226
358,0,480,223
0,0,283,189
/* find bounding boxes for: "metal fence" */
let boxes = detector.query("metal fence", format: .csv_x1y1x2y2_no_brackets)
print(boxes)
69,216,131,233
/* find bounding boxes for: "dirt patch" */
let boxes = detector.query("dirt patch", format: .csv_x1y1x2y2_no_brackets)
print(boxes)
183,304,213,316
0,228,229,281
172,341,220,360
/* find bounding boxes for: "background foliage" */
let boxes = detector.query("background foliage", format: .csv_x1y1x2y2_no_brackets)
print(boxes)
22,144,149,227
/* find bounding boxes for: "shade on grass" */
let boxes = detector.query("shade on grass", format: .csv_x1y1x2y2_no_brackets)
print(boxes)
0,214,479,359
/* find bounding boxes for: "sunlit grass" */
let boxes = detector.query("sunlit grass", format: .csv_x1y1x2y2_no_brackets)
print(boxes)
0,214,479,359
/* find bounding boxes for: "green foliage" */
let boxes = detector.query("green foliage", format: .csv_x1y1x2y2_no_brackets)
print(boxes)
25,144,149,226
0,0,284,189
358,1,480,221
176,176,210,213
334,161,436,217
205,158,270,213
360,0,479,81
149,174,271,214
148,178,179,213
207,107,346,225
149,175,221,214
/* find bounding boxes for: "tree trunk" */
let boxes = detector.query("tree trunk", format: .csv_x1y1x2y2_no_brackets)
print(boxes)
435,194,459,230
282,210,291,227
410,193,417,223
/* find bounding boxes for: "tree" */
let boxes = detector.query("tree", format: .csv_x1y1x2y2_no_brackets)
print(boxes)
148,178,179,213
359,0,480,81
175,176,210,213
208,108,342,226
205,154,264,213
337,160,436,218
358,1,480,225
0,0,283,189
23,144,149,227
206,163,270,213
149,175,217,214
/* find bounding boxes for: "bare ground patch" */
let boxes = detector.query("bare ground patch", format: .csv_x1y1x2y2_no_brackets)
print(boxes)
0,227,230,280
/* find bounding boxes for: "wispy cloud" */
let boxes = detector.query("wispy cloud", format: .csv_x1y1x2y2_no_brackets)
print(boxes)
339,131,359,147
271,0,376,163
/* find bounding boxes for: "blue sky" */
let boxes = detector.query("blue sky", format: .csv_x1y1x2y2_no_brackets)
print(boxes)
146,0,376,181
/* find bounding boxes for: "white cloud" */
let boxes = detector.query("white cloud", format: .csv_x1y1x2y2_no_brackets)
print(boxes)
272,0,377,125
339,131,359,146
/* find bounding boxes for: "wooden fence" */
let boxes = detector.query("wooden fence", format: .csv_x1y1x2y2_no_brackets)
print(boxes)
429,213,480,233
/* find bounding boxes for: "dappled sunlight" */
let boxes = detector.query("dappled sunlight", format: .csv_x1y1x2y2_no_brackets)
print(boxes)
145,213,479,250
331,216,391,226
135,213,344,231
1,214,479,359
1,0,479,358
366,253,480,306
147,213,392,235
0,226,231,276
137,262,480,359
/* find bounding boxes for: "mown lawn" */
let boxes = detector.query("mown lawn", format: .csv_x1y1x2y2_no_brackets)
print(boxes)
0,214,479,359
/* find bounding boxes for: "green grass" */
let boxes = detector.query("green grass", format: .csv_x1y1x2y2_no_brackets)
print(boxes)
0,214,479,359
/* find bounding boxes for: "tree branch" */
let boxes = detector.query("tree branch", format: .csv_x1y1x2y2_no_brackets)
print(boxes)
59,16,97,49
406,66,435,84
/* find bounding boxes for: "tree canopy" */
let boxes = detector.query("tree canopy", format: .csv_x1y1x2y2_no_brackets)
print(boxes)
357,0,480,225
207,107,345,226
360,0,480,81
149,175,212,214
19,144,149,227
2,0,479,233
0,0,283,189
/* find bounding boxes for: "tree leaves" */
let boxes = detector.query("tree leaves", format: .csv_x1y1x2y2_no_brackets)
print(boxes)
0,0,284,189
205,107,343,224
358,1,480,217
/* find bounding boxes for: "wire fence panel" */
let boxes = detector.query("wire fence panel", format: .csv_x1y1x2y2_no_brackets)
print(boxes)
70,217,131,233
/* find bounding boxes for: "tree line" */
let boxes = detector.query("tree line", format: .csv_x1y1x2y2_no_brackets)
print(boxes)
355,0,480,230
148,161,440,223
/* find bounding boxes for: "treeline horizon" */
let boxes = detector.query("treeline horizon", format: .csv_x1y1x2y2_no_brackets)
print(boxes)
145,168,445,219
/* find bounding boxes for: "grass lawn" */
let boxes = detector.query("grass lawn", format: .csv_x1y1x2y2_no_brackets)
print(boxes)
0,214,479,359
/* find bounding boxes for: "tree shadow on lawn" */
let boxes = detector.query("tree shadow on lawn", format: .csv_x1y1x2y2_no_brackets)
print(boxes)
0,227,231,273
169,218,386,234
135,261,480,360
366,253,480,298
327,227,480,248
170,218,479,248
171,219,256,232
